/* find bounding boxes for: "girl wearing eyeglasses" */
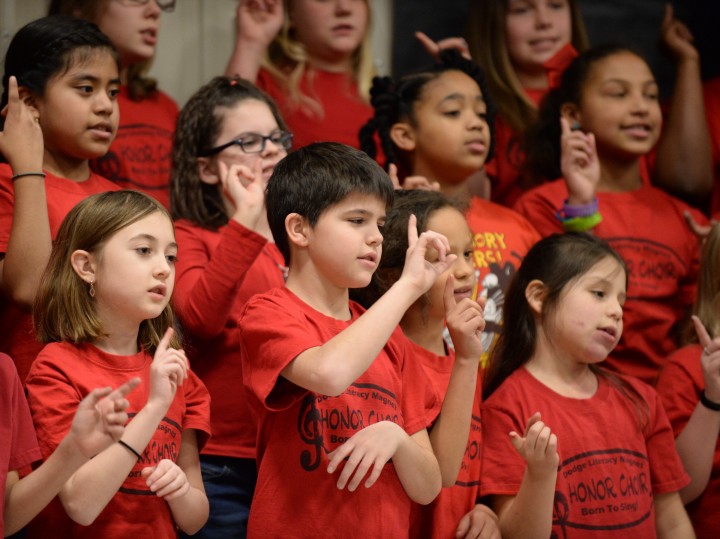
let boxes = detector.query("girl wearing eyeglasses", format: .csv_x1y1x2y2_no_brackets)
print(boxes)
49,0,179,209
169,76,290,539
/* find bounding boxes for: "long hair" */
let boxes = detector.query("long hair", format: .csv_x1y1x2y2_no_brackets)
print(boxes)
170,76,288,230
522,44,641,186
465,0,588,134
48,0,158,100
34,190,180,353
351,189,466,310
687,224,720,342
1,15,118,127
359,49,495,176
258,0,375,117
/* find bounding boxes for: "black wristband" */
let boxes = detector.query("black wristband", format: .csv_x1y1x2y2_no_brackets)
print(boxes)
118,439,142,460
700,390,720,412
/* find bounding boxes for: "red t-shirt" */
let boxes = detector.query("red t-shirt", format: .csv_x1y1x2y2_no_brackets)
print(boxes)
0,164,120,382
24,342,211,539
239,286,434,538
407,341,483,539
256,67,372,150
91,87,178,208
481,367,689,538
656,343,720,539
466,196,540,367
0,352,42,536
514,179,704,384
173,219,286,458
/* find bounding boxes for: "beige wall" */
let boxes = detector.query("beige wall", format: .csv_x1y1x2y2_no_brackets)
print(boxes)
1,0,392,107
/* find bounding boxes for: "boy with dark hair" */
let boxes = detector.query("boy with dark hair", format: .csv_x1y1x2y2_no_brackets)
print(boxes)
240,142,454,537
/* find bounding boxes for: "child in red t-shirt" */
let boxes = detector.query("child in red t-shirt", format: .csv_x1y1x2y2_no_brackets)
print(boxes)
169,76,290,537
353,189,499,539
224,0,374,149
515,44,706,384
49,0,180,208
0,16,121,381
25,190,211,538
360,50,541,367
239,142,457,538
481,232,693,538
656,223,720,539
1,351,136,537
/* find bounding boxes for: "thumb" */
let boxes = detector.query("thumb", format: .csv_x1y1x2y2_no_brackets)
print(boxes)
443,274,457,313
388,163,401,189
454,512,471,538
140,466,156,478
509,431,524,452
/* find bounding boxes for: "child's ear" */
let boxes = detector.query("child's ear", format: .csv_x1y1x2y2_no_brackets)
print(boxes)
525,279,546,315
70,250,96,284
560,102,581,125
17,87,38,114
197,157,221,186
285,213,310,249
390,122,416,152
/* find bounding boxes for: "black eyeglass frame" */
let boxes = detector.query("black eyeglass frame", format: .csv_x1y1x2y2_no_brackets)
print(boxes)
198,131,294,157
116,0,176,13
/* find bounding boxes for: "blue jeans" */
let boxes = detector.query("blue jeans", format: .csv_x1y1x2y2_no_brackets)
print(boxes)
180,455,257,539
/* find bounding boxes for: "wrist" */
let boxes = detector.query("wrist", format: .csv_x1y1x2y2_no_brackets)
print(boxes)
700,390,720,411
56,434,92,464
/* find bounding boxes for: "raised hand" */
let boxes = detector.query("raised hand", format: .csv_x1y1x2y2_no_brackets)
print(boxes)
444,274,485,361
510,413,559,479
235,0,284,48
415,30,472,61
0,76,44,174
69,378,141,459
326,421,405,491
660,3,698,63
141,459,190,500
560,116,599,205
691,316,720,404
455,503,501,539
388,163,440,191
218,159,267,230
400,215,457,295
149,328,188,410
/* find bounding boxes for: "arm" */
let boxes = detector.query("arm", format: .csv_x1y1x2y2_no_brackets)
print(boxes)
174,163,268,338
224,0,284,80
673,317,720,504
654,491,696,539
326,421,442,505
429,276,485,486
142,429,209,535
492,414,559,539
281,217,456,396
653,4,712,196
0,76,49,308
58,330,189,525
4,380,138,535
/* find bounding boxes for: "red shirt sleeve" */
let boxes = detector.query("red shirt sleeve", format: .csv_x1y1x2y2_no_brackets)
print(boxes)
182,370,212,451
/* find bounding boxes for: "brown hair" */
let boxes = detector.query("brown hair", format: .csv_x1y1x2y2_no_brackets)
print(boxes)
34,190,180,352
48,0,159,100
686,224,720,343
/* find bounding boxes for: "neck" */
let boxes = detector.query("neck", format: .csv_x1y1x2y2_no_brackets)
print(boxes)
515,69,549,91
285,259,351,320
309,54,353,74
596,155,643,192
412,161,472,199
400,307,446,356
42,148,91,181
92,303,142,355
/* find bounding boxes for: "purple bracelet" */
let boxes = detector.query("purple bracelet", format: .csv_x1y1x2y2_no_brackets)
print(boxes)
561,198,598,218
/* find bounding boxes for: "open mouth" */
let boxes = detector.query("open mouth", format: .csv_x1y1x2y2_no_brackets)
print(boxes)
599,326,617,338
149,285,166,297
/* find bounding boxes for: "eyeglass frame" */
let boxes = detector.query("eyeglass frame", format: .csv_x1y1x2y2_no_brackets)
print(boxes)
116,0,176,13
198,130,294,157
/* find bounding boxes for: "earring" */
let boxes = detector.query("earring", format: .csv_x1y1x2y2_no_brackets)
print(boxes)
89,280,95,298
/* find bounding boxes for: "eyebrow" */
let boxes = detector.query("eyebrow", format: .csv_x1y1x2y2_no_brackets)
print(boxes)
130,234,178,250
70,73,122,86
342,208,386,219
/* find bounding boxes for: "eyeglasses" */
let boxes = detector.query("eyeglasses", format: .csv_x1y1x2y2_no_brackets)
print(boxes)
199,131,293,157
116,0,176,13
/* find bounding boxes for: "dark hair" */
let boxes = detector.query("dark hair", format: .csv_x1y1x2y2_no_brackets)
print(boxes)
266,142,394,265
352,189,466,310
484,233,627,397
359,49,496,179
1,15,118,120
522,44,643,187
170,76,288,229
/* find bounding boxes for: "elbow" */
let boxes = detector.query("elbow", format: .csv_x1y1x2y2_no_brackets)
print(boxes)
410,483,442,506
63,500,101,527
7,285,35,311
310,364,352,397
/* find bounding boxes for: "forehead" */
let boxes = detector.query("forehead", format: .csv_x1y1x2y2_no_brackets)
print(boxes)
216,99,278,130
577,256,626,285
54,48,119,80
420,70,483,103
107,211,175,242
328,191,387,214
586,52,655,85
426,206,471,238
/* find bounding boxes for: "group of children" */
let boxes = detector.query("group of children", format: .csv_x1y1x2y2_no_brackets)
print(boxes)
1,0,719,538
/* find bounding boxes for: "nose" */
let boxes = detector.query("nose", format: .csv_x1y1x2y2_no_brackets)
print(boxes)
335,0,351,15
261,137,282,158
154,255,172,279
94,91,114,115
630,91,650,115
367,224,383,246
146,0,161,18
608,298,623,321
534,5,552,28
454,253,474,281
